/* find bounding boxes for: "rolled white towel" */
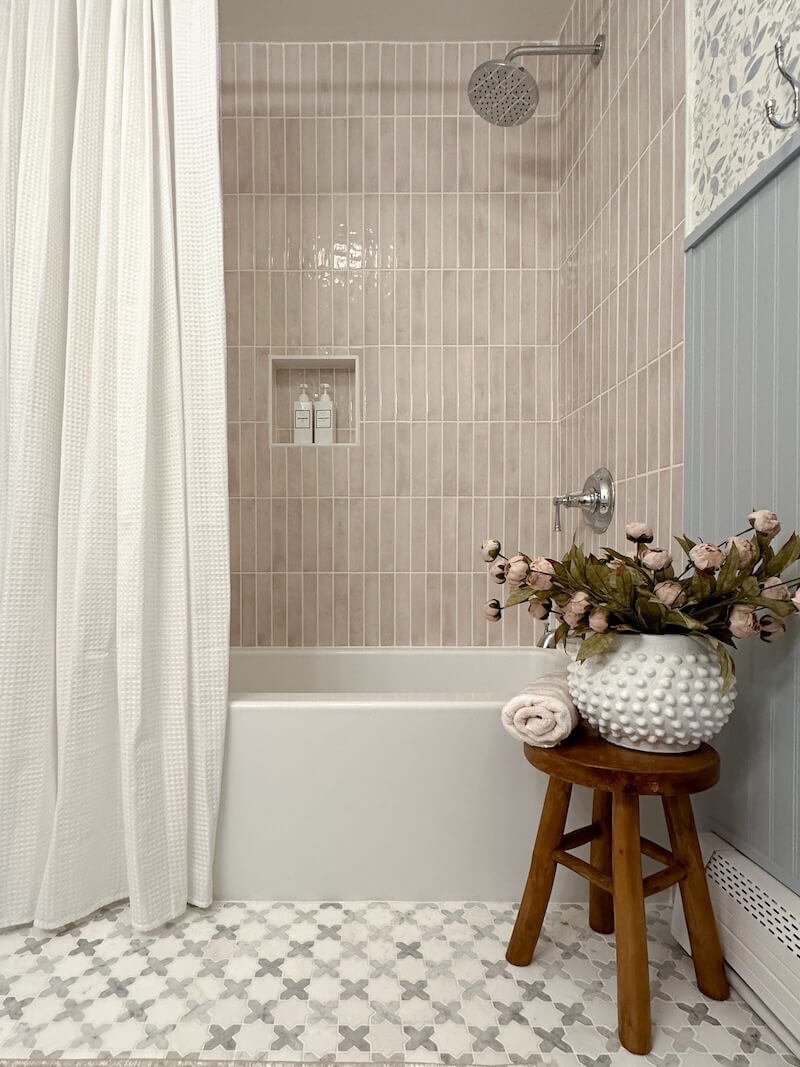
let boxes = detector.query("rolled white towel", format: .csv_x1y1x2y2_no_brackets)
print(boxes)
500,671,579,748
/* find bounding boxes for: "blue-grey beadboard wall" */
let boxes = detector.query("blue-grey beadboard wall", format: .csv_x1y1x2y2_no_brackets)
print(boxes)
686,130,800,895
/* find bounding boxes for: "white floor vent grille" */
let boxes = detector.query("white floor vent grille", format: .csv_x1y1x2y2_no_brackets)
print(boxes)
705,851,800,957
671,833,800,1058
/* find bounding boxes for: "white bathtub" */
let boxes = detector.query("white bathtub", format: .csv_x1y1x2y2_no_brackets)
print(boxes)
214,646,619,901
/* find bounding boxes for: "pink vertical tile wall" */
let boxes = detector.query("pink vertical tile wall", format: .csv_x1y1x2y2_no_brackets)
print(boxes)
222,11,687,646
556,0,686,554
222,42,561,646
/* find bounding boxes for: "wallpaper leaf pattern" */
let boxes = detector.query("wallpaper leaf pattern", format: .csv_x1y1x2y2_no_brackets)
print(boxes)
691,0,800,226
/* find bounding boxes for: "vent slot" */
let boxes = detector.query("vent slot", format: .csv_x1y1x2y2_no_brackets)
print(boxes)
706,852,800,958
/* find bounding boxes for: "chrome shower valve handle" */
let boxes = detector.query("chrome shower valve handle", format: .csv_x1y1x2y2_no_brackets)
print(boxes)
553,467,615,533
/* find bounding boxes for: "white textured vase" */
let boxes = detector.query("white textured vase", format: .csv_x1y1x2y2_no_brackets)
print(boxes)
567,633,736,754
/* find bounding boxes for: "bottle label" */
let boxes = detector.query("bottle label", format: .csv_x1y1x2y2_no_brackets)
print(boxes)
315,409,332,428
294,409,311,429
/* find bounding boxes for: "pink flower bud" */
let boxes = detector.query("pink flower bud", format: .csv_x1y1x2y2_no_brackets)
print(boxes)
528,598,550,620
641,547,673,571
488,561,506,585
793,588,800,613
588,607,610,632
484,599,502,622
760,614,786,642
528,556,555,591
748,510,781,539
480,538,501,562
653,580,685,607
727,535,757,566
689,542,726,572
761,577,790,601
729,604,760,639
505,553,531,586
563,591,591,628
625,521,654,544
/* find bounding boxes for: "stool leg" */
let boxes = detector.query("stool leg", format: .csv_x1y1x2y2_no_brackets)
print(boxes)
612,791,651,1055
662,794,729,1001
589,789,614,934
506,776,572,966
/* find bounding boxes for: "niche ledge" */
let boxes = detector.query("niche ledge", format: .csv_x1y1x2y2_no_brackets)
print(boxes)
268,351,360,447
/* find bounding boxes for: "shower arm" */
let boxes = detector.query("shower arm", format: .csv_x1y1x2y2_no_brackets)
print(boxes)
505,35,606,66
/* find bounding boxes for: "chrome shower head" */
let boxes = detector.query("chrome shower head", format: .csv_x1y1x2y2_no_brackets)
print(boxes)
468,35,606,126
467,60,539,127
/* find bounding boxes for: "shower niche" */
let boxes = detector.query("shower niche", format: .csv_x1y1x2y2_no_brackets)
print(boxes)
269,352,360,446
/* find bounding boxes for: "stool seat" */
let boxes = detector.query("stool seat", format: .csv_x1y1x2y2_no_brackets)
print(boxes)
523,725,720,795
505,724,728,1056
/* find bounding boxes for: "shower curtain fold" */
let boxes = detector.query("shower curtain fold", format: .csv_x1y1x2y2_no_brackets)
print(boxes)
0,0,229,932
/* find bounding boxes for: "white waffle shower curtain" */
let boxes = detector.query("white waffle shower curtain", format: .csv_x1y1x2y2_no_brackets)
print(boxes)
0,0,229,931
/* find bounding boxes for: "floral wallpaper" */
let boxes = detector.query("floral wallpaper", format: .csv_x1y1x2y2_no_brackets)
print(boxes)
690,0,800,227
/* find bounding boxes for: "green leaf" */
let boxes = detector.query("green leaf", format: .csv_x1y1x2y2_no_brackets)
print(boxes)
504,586,536,607
575,631,618,662
707,636,735,694
602,547,635,564
753,596,796,617
764,533,800,578
635,596,666,631
690,571,716,600
674,535,697,556
715,543,740,595
553,621,570,648
664,609,706,631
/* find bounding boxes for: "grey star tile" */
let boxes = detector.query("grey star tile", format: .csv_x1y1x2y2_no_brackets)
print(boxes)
469,1025,505,1052
400,979,429,1000
494,1000,528,1025
280,977,310,999
255,956,284,977
534,1025,573,1053
307,1000,338,1025
317,924,341,940
371,1001,402,1025
203,1023,240,1050
342,978,369,999
243,998,278,1024
516,978,552,1002
272,1023,304,1050
338,1024,370,1052
404,1024,438,1051
432,1000,465,1024
555,1000,593,1026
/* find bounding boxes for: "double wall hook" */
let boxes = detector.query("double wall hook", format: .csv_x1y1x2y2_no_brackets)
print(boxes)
765,39,800,130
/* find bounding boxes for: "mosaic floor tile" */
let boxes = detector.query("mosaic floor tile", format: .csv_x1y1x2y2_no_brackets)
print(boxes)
0,901,796,1065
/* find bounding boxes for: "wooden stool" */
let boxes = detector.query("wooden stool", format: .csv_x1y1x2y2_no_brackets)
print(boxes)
506,724,729,1055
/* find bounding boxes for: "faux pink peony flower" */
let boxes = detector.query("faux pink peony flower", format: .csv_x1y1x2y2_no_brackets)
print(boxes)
760,614,786,642
727,535,757,566
528,598,550,620
653,580,686,607
505,553,531,586
625,521,654,544
689,542,726,571
484,599,502,622
748,510,781,539
642,547,673,571
528,556,555,591
588,607,610,632
761,576,791,601
563,591,591,628
481,538,501,562
488,560,506,585
793,588,800,612
729,604,760,638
